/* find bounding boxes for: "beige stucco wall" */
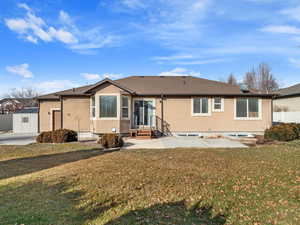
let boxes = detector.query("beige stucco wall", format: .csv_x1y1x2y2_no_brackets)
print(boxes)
91,83,131,133
39,83,272,134
155,97,272,133
39,100,61,132
63,97,90,132
274,97,300,112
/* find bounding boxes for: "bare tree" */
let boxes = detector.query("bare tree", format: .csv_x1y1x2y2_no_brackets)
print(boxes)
4,87,40,99
1,87,40,112
257,63,278,92
227,73,238,85
243,63,279,92
274,105,289,112
244,68,257,89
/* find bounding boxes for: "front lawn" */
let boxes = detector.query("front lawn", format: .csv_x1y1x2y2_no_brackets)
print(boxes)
0,142,299,225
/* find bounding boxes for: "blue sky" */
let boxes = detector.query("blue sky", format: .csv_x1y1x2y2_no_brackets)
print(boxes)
1,0,300,96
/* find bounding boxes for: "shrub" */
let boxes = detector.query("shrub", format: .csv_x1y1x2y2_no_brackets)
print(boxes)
52,129,78,143
36,131,53,143
99,133,124,149
36,129,77,143
264,123,300,142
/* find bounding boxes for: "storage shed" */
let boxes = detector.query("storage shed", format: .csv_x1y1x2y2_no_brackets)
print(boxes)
13,108,38,133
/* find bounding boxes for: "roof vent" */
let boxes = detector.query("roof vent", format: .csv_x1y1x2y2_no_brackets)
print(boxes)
239,83,249,93
160,76,165,78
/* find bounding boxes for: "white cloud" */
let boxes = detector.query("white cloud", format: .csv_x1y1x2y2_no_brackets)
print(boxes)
34,80,78,93
281,6,300,22
260,25,300,34
118,0,212,48
5,3,116,53
5,18,29,34
103,73,123,79
81,72,123,81
159,68,201,76
59,10,73,26
173,58,228,65
48,27,78,44
17,3,31,11
152,54,194,61
289,58,300,68
6,63,33,78
81,73,101,80
26,35,38,43
153,54,228,65
122,0,145,9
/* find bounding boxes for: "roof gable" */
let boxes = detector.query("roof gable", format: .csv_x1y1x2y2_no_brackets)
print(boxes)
83,78,136,94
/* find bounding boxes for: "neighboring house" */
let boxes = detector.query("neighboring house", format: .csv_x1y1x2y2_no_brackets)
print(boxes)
273,83,300,123
37,76,274,137
13,108,39,134
0,98,37,114
273,83,300,112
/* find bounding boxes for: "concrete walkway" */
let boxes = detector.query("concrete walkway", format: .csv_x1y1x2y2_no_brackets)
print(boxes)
0,133,37,145
123,136,247,149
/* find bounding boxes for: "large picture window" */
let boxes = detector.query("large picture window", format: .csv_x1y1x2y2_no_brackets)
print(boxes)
122,96,129,118
193,98,210,115
100,96,117,118
236,98,260,119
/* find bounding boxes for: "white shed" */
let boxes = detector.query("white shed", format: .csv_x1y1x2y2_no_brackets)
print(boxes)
13,108,38,133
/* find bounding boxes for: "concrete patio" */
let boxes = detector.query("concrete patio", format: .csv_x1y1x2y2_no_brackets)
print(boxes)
123,136,247,149
0,133,37,145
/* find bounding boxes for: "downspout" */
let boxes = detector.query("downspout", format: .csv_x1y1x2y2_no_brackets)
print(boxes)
60,96,63,129
271,96,274,127
38,100,40,133
161,94,164,136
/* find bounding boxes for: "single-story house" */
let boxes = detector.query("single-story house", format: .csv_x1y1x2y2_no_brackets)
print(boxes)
37,76,274,137
273,83,300,112
273,83,300,123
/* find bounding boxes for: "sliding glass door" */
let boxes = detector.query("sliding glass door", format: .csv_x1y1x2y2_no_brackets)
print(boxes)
133,99,155,128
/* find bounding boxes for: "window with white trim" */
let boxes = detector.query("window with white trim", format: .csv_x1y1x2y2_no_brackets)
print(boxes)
236,98,260,119
121,96,129,119
99,95,117,118
91,96,96,118
213,97,223,112
193,98,209,115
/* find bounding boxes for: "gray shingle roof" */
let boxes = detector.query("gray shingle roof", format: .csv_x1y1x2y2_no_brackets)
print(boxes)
277,83,300,97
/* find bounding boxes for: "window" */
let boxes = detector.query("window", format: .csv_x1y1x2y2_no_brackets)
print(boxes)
91,96,96,118
213,97,224,112
236,98,260,119
193,98,210,115
122,96,129,118
100,96,117,118
22,117,29,123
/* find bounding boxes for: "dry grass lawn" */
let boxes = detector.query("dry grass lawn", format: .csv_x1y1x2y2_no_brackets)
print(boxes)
0,142,299,225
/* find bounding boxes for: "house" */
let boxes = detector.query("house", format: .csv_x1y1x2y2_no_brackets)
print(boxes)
273,83,300,123
0,98,37,114
273,83,300,112
37,76,274,137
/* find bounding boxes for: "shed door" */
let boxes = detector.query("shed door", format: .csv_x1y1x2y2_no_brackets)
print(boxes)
52,110,61,131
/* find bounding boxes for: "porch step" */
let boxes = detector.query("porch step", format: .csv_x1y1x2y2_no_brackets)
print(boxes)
136,129,153,139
